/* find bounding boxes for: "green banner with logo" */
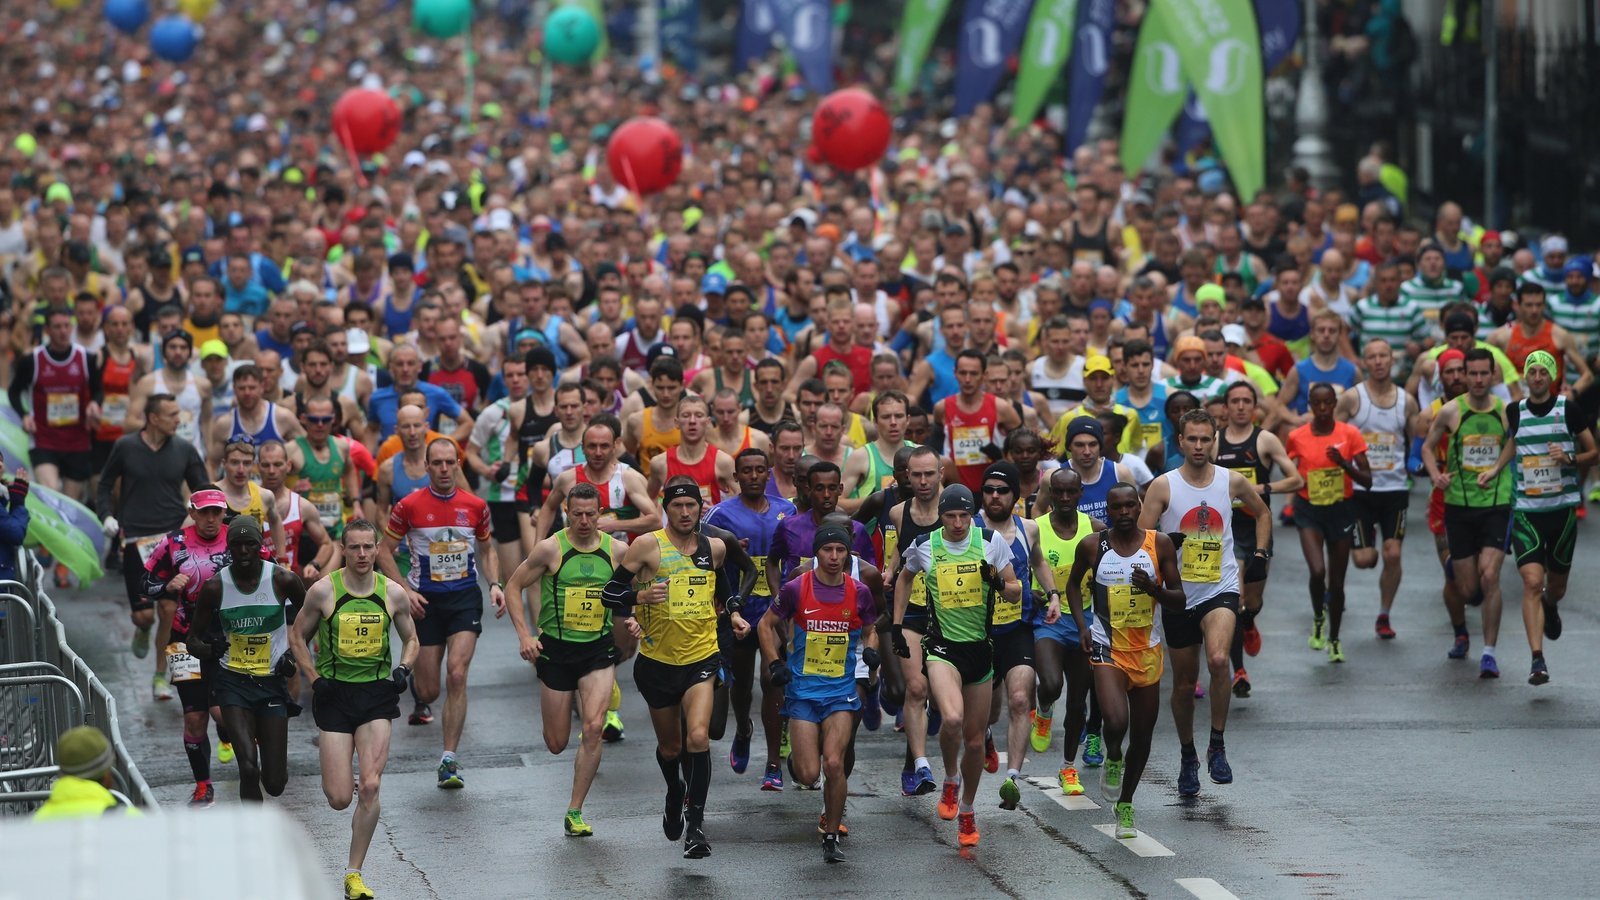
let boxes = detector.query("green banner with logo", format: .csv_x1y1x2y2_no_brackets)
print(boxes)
1011,0,1078,129
893,0,955,97
1119,6,1187,174
1152,0,1265,198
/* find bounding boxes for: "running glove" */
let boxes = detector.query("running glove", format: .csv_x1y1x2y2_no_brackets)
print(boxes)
768,659,791,687
862,647,881,670
273,654,298,678
890,624,910,658
391,665,411,694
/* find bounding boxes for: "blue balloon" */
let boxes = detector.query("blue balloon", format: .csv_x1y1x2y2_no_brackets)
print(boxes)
105,0,150,34
150,17,198,63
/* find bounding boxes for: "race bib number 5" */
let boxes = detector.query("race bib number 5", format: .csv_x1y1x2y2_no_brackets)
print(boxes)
1107,583,1154,629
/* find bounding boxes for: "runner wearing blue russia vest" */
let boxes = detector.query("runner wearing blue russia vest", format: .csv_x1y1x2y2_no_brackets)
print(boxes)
756,524,876,864
976,462,1062,812
704,447,796,781
1038,418,1132,522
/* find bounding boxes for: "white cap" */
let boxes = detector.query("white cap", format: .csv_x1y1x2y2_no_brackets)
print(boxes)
247,113,269,133
788,208,818,230
402,150,426,169
486,208,515,233
346,328,371,355
425,159,452,176
1221,324,1249,347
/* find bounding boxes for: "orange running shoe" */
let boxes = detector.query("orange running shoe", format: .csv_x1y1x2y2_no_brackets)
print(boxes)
957,811,980,847
937,780,959,820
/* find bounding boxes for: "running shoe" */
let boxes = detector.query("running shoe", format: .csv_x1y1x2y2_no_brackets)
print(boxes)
1578,505,1588,521
130,626,150,659
729,733,751,774
682,822,711,859
1327,639,1345,664
1278,503,1295,527
188,781,214,808
998,776,1020,810
983,729,999,774
862,680,883,732
1232,668,1251,698
911,765,937,796
1058,766,1084,796
787,756,820,790
779,720,791,759
1030,709,1053,753
1101,759,1123,803
663,782,686,839
1308,613,1326,650
1194,681,1206,699
761,762,784,792
437,758,463,789
1543,592,1562,641
1529,656,1550,686
217,742,235,764
54,562,70,589
1114,801,1137,839
1588,483,1600,503
823,833,846,863
1177,753,1200,797
409,703,433,726
152,673,173,701
1207,746,1233,784
1375,614,1396,640
564,809,593,837
927,706,942,735
1479,653,1500,679
1243,622,1262,657
602,710,625,742
1448,633,1470,660
1083,733,1104,768
937,779,959,820
343,873,375,900
815,813,849,836
957,811,980,847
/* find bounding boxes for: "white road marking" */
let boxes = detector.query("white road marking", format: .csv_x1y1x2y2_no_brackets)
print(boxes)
1024,776,1101,810
1093,824,1176,857
1175,877,1240,900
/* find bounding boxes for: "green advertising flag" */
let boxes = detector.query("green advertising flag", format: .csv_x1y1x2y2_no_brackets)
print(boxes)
1118,6,1187,174
24,485,104,584
1011,0,1078,129
893,0,955,98
1152,0,1265,198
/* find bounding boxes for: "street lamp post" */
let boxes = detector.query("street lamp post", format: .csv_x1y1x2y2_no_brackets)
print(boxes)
1292,0,1340,188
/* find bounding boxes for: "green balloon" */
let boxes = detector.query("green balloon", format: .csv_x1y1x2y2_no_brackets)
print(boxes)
413,0,471,39
14,133,37,156
544,5,600,65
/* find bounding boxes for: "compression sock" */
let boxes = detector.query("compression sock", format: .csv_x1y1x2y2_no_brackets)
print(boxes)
656,748,681,791
685,750,712,822
1181,741,1197,759
185,736,211,782
1230,620,1245,670
1209,728,1225,751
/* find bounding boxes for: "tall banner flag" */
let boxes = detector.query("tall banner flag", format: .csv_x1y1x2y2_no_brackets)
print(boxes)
953,0,1035,116
1119,6,1186,173
1063,0,1114,153
775,0,834,92
1176,0,1301,154
737,0,777,71
659,0,701,73
1011,0,1078,129
893,0,956,98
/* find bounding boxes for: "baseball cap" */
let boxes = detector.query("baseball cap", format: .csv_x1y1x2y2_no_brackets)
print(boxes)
45,182,73,205
180,247,205,266
700,272,728,296
346,327,371,355
646,343,679,368
788,208,818,231
1221,324,1249,347
189,488,228,510
1083,355,1114,377
199,339,228,360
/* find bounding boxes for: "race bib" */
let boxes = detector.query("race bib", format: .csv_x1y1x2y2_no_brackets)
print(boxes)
165,643,202,683
936,561,983,609
802,633,848,677
750,557,770,597
133,535,164,565
882,526,898,571
1307,467,1345,506
1460,433,1500,473
1519,454,1564,496
45,392,79,427
1140,422,1164,450
952,425,988,466
309,491,343,524
337,612,385,658
1364,432,1401,471
228,632,272,676
427,540,470,582
176,408,197,443
667,572,714,620
1051,562,1091,609
907,572,927,609
993,590,1022,626
1230,467,1258,508
102,394,129,427
562,587,605,632
1180,539,1223,583
1108,583,1154,629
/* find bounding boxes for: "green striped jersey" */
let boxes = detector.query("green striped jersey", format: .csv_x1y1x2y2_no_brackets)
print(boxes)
1399,276,1467,320
1511,396,1580,511
1547,292,1600,353
1351,296,1427,350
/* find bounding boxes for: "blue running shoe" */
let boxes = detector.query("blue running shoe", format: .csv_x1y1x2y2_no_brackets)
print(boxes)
761,762,784,792
862,680,882,732
901,769,920,797
1083,733,1105,768
729,733,751,774
437,758,464,790
1177,754,1200,797
912,765,937,795
1448,633,1470,659
926,706,942,736
1207,747,1233,784
1479,653,1500,679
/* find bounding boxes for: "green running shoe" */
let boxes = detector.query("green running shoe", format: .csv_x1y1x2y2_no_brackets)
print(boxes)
998,776,1020,810
1101,759,1124,803
564,809,593,836
1309,613,1327,650
779,720,791,759
1115,801,1136,839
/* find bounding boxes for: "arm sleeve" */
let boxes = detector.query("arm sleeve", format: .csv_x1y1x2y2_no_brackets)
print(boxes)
600,565,638,611
97,440,123,512
8,354,33,414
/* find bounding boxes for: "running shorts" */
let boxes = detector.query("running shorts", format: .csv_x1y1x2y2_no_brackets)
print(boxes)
412,586,484,646
1510,508,1578,574
634,653,721,710
1292,498,1357,541
1089,640,1164,689
783,693,862,724
990,624,1036,680
922,636,992,686
1351,490,1410,549
1443,504,1512,561
1161,593,1241,650
211,667,295,718
535,633,620,692
312,678,402,733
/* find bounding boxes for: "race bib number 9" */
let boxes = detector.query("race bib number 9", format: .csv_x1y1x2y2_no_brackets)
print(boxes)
668,572,715,620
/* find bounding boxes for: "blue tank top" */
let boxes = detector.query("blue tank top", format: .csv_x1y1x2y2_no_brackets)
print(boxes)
390,454,431,501
539,315,569,369
925,350,959,406
993,515,1034,634
1171,284,1199,318
382,291,416,338
1268,302,1310,343
230,404,283,445
1290,356,1360,414
1077,458,1117,521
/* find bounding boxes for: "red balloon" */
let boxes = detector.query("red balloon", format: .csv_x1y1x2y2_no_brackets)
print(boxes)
606,117,683,196
812,88,891,173
332,89,402,156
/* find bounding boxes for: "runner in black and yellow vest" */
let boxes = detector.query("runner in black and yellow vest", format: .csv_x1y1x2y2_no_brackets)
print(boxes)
288,520,418,900
503,481,626,838
603,477,738,860
215,436,287,561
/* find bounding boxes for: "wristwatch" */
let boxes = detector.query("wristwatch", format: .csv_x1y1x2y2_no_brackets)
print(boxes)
1253,548,1272,559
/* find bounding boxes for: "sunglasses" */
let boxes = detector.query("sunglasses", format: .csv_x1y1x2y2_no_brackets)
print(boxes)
981,484,1013,495
304,414,335,425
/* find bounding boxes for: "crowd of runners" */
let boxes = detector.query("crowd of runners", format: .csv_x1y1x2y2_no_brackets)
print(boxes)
7,2,1600,896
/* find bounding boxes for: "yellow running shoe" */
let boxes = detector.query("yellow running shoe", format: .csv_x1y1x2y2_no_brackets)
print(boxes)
1029,709,1052,753
1058,765,1085,796
217,742,235,764
564,809,593,836
344,872,374,899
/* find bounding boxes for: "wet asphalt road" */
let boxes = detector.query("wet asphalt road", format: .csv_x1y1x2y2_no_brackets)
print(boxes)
51,485,1600,899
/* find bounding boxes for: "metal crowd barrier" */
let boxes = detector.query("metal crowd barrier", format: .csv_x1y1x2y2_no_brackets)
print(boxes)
0,551,157,814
